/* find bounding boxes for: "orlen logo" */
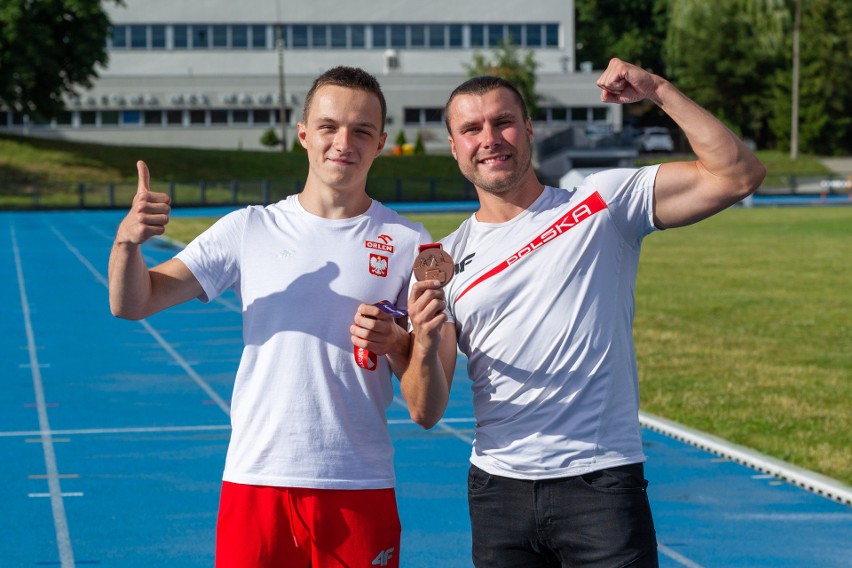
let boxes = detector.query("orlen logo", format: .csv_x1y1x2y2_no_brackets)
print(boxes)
365,234,394,253
354,346,378,371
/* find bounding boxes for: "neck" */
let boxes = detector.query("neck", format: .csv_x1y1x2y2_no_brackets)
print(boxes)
474,176,544,223
298,179,371,219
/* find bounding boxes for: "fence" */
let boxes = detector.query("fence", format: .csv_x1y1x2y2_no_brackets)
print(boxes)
0,176,477,210
1,173,849,210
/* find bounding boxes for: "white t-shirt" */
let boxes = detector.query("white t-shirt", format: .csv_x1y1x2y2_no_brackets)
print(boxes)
176,195,430,489
441,166,660,480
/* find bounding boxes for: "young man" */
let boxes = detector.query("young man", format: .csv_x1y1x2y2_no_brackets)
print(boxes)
109,66,430,568
402,57,766,567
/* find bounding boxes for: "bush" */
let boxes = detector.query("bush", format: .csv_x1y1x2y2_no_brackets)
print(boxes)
260,128,281,149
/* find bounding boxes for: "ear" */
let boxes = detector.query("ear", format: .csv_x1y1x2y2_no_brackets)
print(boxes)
376,132,387,155
297,123,308,149
526,118,534,143
448,135,458,161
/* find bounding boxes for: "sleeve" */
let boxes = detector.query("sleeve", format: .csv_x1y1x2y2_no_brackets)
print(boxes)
585,165,660,247
174,209,247,302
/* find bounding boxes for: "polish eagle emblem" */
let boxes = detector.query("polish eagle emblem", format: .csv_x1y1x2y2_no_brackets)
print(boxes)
369,254,389,277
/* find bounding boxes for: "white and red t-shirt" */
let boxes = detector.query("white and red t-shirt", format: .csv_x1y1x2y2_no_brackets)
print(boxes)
177,195,430,489
441,166,660,480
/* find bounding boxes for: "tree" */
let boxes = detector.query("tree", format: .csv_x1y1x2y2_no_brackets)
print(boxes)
260,128,281,149
575,0,669,74
769,0,852,155
465,40,539,119
664,0,788,147
0,0,122,120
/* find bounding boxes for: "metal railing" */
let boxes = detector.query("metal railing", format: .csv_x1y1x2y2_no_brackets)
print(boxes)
0,175,476,210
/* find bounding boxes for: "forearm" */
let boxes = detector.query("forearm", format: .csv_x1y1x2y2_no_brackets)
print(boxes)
399,326,455,429
108,241,152,320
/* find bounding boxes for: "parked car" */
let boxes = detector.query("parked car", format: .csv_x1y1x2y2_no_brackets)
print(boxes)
635,127,674,152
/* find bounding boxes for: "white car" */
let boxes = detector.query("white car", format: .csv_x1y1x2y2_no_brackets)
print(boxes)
635,127,674,152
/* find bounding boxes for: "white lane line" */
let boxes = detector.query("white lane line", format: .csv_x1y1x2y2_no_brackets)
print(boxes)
29,493,85,498
392,396,473,444
1,424,233,437
49,225,231,417
657,543,705,568
12,225,76,568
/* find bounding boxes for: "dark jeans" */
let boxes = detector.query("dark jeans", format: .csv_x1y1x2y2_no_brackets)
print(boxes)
468,463,659,568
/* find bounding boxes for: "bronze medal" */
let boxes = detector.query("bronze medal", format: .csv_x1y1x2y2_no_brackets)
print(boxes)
413,244,454,287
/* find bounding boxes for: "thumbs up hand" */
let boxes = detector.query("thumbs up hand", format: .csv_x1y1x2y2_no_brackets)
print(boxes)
116,160,172,245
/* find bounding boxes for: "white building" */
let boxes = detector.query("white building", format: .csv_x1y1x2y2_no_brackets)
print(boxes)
1,0,619,154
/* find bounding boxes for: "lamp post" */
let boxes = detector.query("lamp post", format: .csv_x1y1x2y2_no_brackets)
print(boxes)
790,0,801,160
276,22,287,151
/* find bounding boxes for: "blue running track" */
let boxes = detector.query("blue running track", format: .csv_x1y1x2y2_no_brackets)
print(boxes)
2,209,850,567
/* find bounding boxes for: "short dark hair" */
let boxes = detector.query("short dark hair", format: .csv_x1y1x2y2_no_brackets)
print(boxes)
302,66,387,131
444,76,529,133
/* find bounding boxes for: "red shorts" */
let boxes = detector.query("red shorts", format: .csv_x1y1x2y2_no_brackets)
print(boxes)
215,481,401,568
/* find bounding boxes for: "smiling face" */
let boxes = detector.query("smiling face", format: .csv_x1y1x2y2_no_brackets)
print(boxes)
298,84,387,194
445,87,534,196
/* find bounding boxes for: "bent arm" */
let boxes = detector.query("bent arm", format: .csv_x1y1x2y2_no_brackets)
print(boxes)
649,80,766,228
598,58,766,229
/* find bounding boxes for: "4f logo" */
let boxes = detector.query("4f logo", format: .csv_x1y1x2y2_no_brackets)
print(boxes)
372,547,395,566
455,253,475,274
369,254,389,277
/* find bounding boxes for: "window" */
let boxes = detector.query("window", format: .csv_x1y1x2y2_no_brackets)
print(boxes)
428,25,444,48
232,110,249,124
410,25,425,48
151,25,166,49
251,25,267,49
173,25,188,49
111,25,127,49
550,107,567,121
507,24,522,45
254,109,271,124
189,110,206,125
331,25,347,48
404,107,444,125
192,25,209,49
526,24,541,47
121,111,141,125
210,109,228,124
470,25,484,48
80,111,97,125
130,25,147,48
311,25,327,48
101,111,119,125
232,25,248,48
0,112,8,127
212,25,228,48
56,112,74,126
545,24,559,47
144,110,162,126
448,25,463,47
571,107,588,121
593,107,608,121
372,25,386,48
292,25,308,48
351,25,365,48
390,25,406,48
166,110,183,125
488,24,503,47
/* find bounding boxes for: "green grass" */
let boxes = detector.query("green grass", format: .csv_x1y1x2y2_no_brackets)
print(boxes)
0,132,462,184
165,206,852,485
634,207,851,485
